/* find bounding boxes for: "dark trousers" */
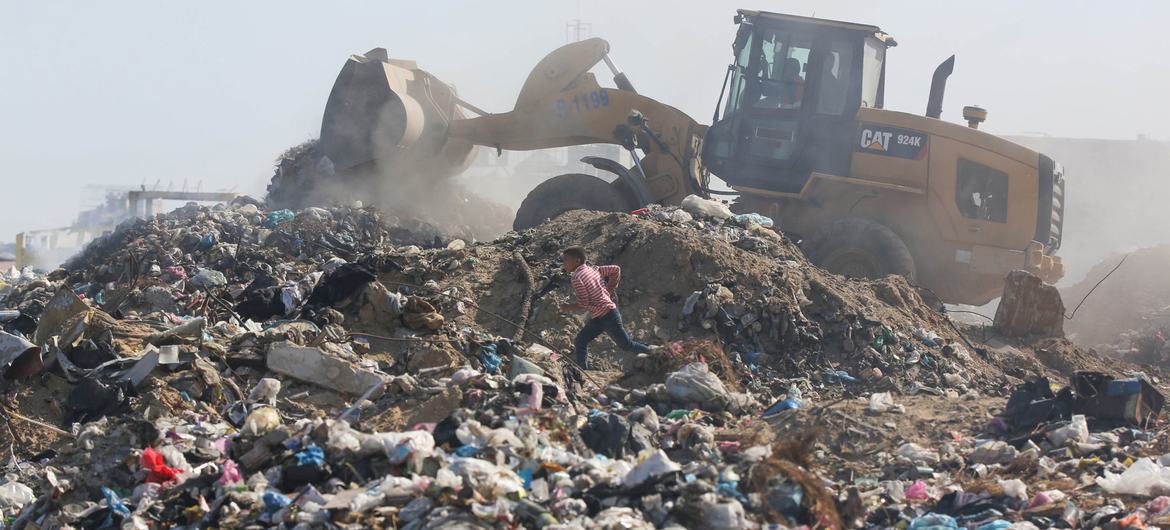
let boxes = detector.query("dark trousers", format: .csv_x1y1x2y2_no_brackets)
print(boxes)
573,308,649,369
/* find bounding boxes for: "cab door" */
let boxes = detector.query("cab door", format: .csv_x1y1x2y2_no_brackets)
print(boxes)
705,24,863,193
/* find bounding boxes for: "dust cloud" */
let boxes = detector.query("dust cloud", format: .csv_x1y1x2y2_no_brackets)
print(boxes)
266,140,514,243
1007,135,1170,351
1008,135,1170,283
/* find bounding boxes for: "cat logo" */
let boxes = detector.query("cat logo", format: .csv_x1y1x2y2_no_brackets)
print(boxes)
860,129,893,151
855,123,928,160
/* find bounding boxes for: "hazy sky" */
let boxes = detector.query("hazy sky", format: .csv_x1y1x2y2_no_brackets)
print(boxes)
2,1,1167,238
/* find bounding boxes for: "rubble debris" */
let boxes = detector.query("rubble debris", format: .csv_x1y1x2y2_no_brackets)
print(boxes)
266,341,387,396
1002,371,1164,433
994,270,1065,338
0,330,41,379
0,201,1167,528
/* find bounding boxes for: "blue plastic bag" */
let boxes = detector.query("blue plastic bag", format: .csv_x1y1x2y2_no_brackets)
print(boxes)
733,212,774,228
294,445,325,467
262,209,294,228
263,491,291,513
909,513,958,530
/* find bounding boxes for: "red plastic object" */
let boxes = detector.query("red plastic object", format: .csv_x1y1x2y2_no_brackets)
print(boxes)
141,447,180,484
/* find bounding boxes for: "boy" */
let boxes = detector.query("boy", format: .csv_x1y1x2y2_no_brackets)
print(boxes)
559,246,652,370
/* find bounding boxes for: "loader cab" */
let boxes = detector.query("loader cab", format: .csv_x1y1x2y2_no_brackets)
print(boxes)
705,10,894,193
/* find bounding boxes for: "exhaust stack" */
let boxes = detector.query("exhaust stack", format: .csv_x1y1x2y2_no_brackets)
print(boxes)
925,55,955,119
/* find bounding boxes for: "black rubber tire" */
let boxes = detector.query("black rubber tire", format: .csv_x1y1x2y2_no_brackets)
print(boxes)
802,218,917,281
513,173,634,231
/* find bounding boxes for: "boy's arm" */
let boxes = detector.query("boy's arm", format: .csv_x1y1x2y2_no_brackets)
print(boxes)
562,273,589,313
598,265,621,294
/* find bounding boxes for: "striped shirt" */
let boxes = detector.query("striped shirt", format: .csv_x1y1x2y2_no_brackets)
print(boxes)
571,264,620,318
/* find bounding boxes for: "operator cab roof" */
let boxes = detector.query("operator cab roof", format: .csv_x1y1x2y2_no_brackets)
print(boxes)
736,9,896,45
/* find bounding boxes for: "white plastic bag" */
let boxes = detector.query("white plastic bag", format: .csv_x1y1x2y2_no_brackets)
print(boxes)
1097,458,1170,496
681,195,733,220
666,362,727,405
623,450,681,487
998,478,1028,500
0,482,35,511
359,430,435,463
668,209,694,223
868,392,904,413
968,440,1019,465
248,378,281,405
896,442,940,466
1047,415,1088,447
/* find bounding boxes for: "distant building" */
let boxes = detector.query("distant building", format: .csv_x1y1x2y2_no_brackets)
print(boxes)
14,187,240,270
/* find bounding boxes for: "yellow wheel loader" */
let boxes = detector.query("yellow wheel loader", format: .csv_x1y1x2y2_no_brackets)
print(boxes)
269,9,1064,305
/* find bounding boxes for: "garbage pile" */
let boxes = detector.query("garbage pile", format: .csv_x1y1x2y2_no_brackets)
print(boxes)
402,200,1014,406
0,265,44,301
0,198,1166,528
751,365,1170,530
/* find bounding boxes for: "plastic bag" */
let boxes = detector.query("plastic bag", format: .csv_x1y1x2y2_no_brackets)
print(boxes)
623,450,681,487
219,459,242,485
261,209,294,228
668,209,694,223
359,430,435,463
190,268,227,288
449,457,525,499
868,392,904,413
908,513,957,530
1148,495,1170,514
997,478,1027,500
733,212,774,227
1047,414,1088,447
896,442,940,466
968,440,1019,465
248,378,281,405
666,362,728,409
0,481,35,510
140,447,180,484
681,195,733,220
905,480,930,500
1096,458,1170,496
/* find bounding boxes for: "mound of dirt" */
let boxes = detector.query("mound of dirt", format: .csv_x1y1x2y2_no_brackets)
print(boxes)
1062,245,1170,352
377,208,1014,400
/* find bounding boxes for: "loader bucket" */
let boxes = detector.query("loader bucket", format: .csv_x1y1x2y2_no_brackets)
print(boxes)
319,49,475,179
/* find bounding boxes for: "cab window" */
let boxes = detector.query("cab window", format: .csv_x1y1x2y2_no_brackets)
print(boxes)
752,30,811,109
861,38,885,108
722,30,754,118
956,159,1009,222
815,39,855,116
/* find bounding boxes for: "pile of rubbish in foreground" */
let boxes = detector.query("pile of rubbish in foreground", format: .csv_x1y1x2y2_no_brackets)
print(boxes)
0,265,43,299
0,197,1166,529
